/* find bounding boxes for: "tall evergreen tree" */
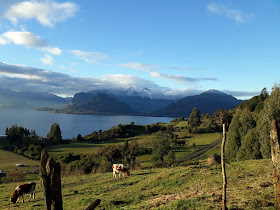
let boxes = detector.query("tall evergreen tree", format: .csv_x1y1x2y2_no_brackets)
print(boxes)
150,131,171,162
47,123,62,144
236,128,261,161
225,109,256,161
258,84,280,158
188,107,201,130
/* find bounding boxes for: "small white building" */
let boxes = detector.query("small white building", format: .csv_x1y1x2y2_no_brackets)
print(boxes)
0,135,7,139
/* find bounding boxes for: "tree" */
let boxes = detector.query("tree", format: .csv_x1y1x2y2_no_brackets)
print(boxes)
5,125,30,146
188,107,201,130
236,128,261,161
122,140,130,163
47,123,62,144
165,150,175,166
150,131,171,162
258,84,280,158
76,134,84,141
225,109,255,161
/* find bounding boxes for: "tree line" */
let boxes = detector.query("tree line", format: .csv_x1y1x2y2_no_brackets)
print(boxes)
225,86,279,161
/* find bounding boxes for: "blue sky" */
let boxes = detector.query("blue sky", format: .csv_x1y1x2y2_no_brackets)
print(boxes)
0,0,279,99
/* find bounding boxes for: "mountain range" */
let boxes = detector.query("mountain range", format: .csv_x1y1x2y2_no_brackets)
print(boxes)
56,88,242,117
150,89,242,117
0,86,243,117
0,88,68,108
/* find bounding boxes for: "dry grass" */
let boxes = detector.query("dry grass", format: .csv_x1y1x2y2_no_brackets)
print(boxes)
0,157,275,209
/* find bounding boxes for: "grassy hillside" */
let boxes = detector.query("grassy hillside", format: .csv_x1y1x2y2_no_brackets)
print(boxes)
0,158,274,209
45,132,221,167
0,149,39,172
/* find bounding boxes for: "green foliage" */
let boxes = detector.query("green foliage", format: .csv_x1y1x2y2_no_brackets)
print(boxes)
76,134,84,141
84,124,146,141
257,84,280,158
56,152,81,164
15,144,42,160
225,86,280,161
164,150,175,166
237,87,268,113
150,131,171,162
236,128,261,161
47,123,62,144
68,140,150,173
144,123,166,135
226,109,256,161
5,124,30,146
188,107,201,130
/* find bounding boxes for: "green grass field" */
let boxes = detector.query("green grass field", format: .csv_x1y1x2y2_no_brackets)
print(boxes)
0,158,275,209
0,149,39,172
45,132,221,168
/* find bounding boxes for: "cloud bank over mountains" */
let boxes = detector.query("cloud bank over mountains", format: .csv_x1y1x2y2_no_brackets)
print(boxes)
0,62,259,99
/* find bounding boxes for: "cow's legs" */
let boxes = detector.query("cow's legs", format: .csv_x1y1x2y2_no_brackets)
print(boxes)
28,193,33,201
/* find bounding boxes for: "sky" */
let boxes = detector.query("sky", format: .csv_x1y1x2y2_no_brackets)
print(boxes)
0,0,279,99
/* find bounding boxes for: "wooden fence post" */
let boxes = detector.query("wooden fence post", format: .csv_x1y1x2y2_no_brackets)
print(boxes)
40,150,63,210
270,120,280,209
221,123,227,210
219,110,227,210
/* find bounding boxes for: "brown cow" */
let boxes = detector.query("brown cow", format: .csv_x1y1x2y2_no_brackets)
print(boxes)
10,182,36,204
112,164,130,177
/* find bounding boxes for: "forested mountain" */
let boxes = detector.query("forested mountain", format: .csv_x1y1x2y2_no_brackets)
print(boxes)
55,93,139,115
150,89,242,118
0,88,68,108
70,89,173,113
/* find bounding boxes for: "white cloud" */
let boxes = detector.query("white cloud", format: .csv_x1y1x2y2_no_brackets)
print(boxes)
70,50,110,63
118,62,216,85
118,62,155,71
118,62,193,72
0,30,61,55
4,0,79,27
100,74,158,88
40,54,54,65
0,62,260,99
207,3,253,23
0,62,158,96
150,71,200,84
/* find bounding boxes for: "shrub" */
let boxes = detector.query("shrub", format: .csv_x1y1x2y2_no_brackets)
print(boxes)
7,171,25,182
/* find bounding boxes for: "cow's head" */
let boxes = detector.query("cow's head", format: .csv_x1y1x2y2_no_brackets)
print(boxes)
10,190,20,204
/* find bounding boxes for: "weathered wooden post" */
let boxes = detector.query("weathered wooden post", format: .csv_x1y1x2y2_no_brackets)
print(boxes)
84,199,101,210
40,150,63,210
220,110,227,210
270,120,280,209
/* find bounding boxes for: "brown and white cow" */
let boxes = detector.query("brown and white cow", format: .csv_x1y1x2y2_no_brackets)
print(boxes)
10,182,36,204
112,164,130,177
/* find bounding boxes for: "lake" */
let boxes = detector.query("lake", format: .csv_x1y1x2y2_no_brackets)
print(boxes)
0,108,174,139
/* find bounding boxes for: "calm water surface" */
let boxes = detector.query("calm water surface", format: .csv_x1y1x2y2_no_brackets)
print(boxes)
0,108,173,139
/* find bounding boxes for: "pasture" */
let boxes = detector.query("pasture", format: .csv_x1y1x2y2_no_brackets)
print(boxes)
45,132,221,167
0,158,275,209
0,149,39,173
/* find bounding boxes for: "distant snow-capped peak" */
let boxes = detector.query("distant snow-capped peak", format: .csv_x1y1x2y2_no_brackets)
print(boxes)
89,85,168,100
204,89,226,95
106,85,167,99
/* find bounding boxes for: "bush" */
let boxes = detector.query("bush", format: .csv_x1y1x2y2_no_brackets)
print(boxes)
7,171,25,182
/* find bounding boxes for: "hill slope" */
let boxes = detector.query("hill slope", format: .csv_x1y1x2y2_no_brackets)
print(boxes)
151,90,242,117
0,159,274,209
56,93,139,115
70,90,173,113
